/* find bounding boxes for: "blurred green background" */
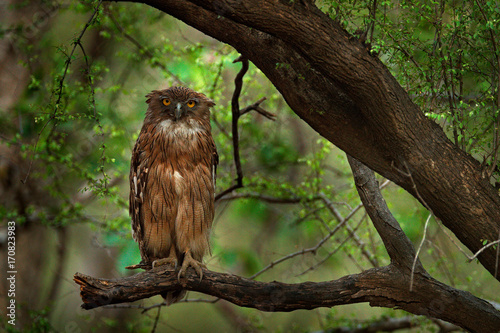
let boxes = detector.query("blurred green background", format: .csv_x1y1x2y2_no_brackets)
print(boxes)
1,0,499,332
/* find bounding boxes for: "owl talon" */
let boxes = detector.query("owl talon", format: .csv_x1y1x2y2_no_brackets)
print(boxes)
152,257,178,270
178,251,206,282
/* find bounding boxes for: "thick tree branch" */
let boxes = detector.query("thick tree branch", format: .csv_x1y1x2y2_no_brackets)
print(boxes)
74,264,500,332
347,156,423,272
119,0,500,280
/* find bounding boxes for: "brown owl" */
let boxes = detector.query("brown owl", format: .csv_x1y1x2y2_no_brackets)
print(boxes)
129,86,218,304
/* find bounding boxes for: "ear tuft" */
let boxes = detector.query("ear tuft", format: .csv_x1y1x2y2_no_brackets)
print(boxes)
145,90,159,104
206,99,216,107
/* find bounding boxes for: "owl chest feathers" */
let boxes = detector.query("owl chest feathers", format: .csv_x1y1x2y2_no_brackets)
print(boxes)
139,117,214,182
155,118,212,161
158,118,203,138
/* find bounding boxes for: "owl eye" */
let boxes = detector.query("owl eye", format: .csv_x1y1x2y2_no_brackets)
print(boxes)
187,100,196,108
162,99,171,106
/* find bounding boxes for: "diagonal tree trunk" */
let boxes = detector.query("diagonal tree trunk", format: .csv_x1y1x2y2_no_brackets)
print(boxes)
115,0,500,280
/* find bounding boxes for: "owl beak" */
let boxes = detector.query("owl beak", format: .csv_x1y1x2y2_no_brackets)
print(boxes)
175,103,184,120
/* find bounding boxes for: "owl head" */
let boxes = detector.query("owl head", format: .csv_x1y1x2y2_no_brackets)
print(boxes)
145,86,215,122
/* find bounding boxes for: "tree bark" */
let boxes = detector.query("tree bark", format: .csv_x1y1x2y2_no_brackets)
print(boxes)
74,265,500,332
115,0,500,280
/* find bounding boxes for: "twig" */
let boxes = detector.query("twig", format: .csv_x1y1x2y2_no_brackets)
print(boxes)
217,191,313,204
434,210,500,273
392,161,436,286
76,37,110,192
323,315,461,333
345,213,379,267
468,239,500,262
296,214,366,277
436,220,476,257
410,213,432,291
151,306,161,333
239,97,276,120
22,0,103,184
496,228,500,279
142,301,165,314
209,60,225,97
248,202,363,280
215,300,253,331
215,184,242,202
214,56,276,202
106,10,184,85
103,304,148,309
47,227,68,304
320,194,379,267
102,298,217,311
474,0,500,179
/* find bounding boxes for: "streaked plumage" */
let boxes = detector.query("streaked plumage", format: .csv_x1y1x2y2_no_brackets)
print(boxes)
129,86,218,304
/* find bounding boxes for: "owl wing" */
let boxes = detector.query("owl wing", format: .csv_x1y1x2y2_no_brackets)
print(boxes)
129,132,149,257
212,144,219,187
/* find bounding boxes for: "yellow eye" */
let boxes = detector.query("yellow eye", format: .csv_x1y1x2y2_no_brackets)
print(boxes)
162,99,171,106
187,100,196,108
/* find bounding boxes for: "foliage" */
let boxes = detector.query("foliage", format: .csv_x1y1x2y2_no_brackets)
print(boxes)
0,0,498,331
323,0,500,178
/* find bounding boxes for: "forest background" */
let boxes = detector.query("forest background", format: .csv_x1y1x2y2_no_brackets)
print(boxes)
0,0,499,332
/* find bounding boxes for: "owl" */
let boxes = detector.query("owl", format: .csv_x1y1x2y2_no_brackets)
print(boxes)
129,86,218,304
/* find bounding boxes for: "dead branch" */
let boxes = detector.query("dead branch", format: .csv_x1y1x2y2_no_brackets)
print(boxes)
74,264,500,332
327,316,461,333
239,97,276,120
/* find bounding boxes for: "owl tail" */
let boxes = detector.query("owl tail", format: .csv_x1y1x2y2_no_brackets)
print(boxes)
161,251,187,305
162,290,186,305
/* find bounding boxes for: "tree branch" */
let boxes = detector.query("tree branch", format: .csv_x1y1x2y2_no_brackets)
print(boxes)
214,57,274,202
239,97,276,120
326,316,461,333
74,264,500,332
348,156,422,272
229,56,247,187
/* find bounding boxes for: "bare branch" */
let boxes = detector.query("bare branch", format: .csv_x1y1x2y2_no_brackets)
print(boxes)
151,306,161,333
296,215,366,277
436,218,500,274
248,202,363,280
348,156,422,271
214,56,248,201
230,56,247,187
411,213,432,291
217,191,313,204
240,97,276,120
320,194,379,267
469,239,500,262
324,316,461,333
73,265,500,332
